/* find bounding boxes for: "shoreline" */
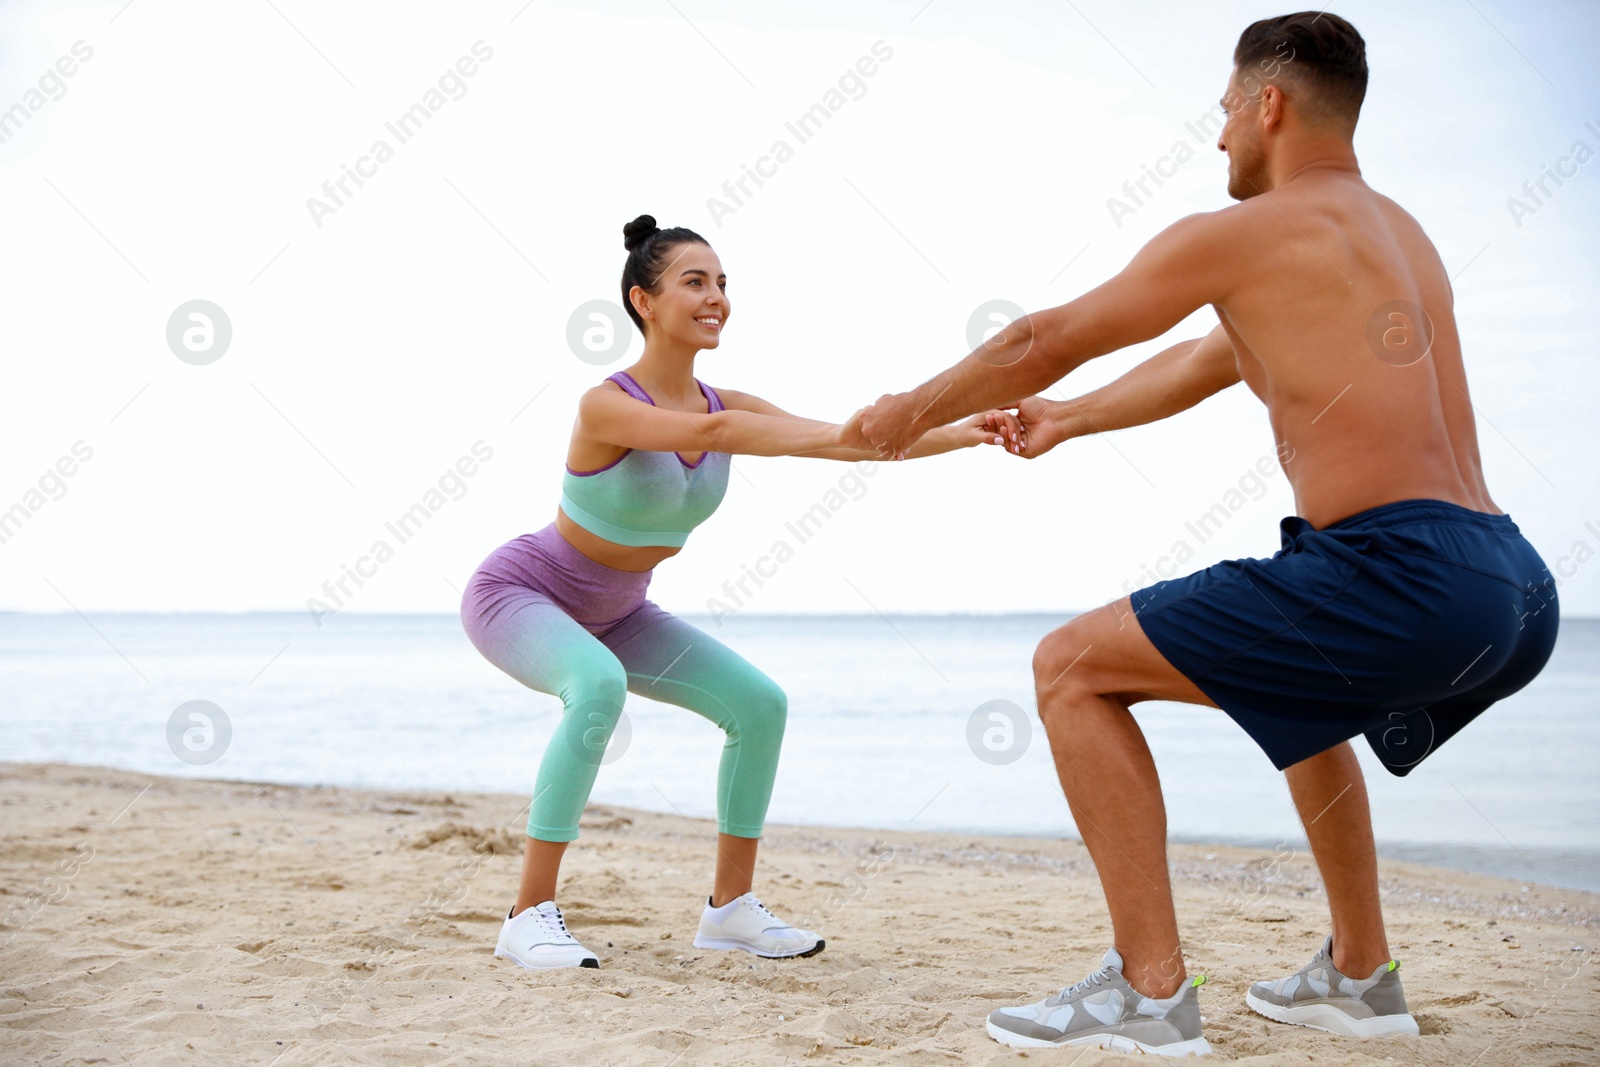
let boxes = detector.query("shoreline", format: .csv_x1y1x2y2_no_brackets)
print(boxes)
11,756,1598,895
3,762,1595,1064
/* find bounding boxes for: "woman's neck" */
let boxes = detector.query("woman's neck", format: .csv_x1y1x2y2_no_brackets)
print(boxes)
628,341,701,407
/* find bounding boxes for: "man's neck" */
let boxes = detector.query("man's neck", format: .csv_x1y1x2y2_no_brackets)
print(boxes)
1263,140,1361,192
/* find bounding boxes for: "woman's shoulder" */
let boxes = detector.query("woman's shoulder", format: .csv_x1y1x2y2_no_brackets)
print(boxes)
578,375,647,411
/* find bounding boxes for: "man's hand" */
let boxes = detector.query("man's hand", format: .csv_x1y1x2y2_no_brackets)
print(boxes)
837,407,871,451
983,396,1078,458
859,392,926,460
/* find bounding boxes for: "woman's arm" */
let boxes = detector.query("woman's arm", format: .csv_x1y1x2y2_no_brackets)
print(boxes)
715,388,1005,461
576,384,846,458
799,412,1005,460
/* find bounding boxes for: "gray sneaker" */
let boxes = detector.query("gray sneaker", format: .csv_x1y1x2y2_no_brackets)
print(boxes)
986,948,1212,1055
1246,936,1419,1038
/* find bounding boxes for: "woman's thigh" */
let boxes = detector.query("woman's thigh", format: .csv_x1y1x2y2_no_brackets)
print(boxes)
463,585,624,705
600,603,786,730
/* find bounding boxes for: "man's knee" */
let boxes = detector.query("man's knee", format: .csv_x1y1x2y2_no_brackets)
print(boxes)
1033,620,1100,700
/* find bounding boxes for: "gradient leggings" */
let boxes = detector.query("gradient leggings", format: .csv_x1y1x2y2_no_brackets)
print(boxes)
461,525,787,842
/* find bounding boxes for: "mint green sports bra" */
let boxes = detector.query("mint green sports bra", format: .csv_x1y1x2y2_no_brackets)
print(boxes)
559,371,731,548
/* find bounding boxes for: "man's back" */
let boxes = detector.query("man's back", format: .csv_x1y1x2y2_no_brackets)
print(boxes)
1215,167,1497,528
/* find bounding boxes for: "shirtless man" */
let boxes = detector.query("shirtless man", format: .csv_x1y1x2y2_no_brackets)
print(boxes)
857,12,1558,1056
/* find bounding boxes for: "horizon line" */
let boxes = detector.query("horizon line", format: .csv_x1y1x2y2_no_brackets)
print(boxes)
4,609,1600,622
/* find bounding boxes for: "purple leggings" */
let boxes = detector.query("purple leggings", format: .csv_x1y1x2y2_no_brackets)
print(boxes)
460,524,787,841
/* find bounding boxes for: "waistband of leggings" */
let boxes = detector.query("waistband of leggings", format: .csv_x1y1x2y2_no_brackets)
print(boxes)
1318,498,1516,533
529,523,653,587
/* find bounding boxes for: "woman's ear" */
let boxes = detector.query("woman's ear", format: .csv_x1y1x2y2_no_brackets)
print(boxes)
628,284,652,324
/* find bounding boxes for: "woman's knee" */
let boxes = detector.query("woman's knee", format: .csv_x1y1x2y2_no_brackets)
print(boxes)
566,656,627,709
729,673,788,748
559,662,629,766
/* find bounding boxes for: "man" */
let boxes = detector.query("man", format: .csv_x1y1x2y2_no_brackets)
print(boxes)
858,11,1558,1056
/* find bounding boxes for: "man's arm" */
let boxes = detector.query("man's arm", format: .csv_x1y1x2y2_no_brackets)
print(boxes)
860,210,1233,456
1009,325,1243,457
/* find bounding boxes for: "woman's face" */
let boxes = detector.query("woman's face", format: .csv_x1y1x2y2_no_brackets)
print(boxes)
632,242,730,349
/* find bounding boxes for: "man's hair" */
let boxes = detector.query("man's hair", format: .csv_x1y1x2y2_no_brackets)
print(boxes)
1234,12,1368,126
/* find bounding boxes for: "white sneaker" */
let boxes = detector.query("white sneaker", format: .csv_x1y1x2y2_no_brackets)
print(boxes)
692,893,824,959
494,901,599,970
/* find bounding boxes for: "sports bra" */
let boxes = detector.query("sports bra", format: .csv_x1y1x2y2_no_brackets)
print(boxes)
558,371,731,548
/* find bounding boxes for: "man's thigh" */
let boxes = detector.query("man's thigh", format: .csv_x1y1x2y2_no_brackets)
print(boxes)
1039,596,1218,709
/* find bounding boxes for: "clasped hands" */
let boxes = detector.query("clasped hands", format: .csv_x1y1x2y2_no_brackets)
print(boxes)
842,394,1065,460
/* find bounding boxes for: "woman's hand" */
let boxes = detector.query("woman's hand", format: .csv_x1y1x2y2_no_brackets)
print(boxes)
883,410,1015,458
960,410,1016,449
984,396,1076,458
982,408,1025,454
802,407,1019,460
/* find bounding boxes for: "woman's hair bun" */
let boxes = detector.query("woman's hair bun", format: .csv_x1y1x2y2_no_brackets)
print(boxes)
622,214,659,252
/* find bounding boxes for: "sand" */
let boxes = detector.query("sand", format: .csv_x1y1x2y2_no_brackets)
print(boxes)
1,762,1595,1066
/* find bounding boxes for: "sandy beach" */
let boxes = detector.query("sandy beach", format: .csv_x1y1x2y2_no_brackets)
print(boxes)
1,762,1594,1065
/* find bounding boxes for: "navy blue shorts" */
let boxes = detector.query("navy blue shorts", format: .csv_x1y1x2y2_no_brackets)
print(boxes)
1131,499,1558,776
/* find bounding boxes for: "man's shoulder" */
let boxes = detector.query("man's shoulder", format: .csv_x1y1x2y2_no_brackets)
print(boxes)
1253,173,1413,228
1167,180,1407,253
1150,200,1278,259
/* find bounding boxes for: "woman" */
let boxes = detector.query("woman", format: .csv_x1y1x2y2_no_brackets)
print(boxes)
461,214,1005,970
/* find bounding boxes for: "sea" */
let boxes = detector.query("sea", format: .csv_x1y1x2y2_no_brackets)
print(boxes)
3,612,1596,893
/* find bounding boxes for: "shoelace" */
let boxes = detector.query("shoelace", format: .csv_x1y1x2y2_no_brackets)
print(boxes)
746,897,788,930
1056,967,1113,1001
534,907,576,943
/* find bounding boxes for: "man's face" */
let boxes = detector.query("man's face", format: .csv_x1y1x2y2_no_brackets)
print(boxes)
1217,67,1268,201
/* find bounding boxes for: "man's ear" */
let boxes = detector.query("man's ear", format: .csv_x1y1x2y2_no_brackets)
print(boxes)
1259,82,1286,132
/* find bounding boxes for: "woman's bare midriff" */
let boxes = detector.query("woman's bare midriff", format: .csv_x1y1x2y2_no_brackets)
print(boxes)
555,509,683,572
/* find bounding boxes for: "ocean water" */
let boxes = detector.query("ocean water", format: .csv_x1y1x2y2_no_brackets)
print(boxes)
3,612,1597,892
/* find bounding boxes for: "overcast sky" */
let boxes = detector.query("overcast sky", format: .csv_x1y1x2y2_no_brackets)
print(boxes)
2,0,1596,620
